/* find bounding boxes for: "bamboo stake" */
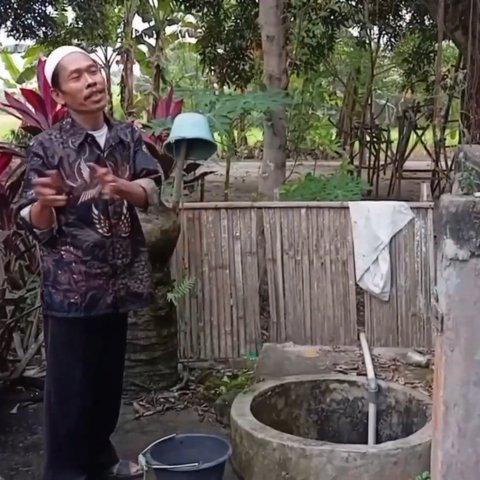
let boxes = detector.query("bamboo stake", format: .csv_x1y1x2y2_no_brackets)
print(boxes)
171,140,188,212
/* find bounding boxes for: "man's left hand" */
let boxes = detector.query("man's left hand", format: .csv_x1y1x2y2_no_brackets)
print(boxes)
88,163,123,199
88,163,148,209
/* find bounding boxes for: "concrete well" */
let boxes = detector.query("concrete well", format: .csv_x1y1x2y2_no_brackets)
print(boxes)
231,374,432,480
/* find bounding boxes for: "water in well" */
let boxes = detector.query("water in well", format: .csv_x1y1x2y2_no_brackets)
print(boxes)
250,378,430,444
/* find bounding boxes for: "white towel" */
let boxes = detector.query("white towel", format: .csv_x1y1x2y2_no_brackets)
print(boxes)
348,201,414,301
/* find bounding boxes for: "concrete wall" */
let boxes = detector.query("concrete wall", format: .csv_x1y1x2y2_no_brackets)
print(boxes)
243,145,480,479
432,146,480,478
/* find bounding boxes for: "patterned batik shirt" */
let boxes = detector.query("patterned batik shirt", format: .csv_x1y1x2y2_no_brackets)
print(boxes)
18,115,162,318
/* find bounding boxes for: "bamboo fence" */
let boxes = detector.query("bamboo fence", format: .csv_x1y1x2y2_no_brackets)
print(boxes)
171,201,435,360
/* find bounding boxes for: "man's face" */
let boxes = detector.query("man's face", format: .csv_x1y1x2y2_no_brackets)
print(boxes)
51,52,108,114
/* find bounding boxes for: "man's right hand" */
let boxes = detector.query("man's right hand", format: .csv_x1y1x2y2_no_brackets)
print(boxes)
32,170,67,208
30,171,67,230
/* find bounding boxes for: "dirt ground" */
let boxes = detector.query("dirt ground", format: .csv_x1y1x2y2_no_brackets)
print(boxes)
0,387,239,480
183,157,438,203
0,347,433,480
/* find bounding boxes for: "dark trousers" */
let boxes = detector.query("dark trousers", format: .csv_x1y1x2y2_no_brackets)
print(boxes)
43,312,128,480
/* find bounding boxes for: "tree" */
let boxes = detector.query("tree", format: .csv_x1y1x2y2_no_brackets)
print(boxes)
178,0,261,89
0,1,57,41
258,0,289,199
58,1,125,116
288,0,478,142
1,0,125,115
420,0,480,141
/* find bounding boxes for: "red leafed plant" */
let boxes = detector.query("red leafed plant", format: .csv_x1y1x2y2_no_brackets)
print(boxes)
0,60,56,375
153,85,184,122
0,57,65,371
139,86,217,188
1,57,67,135
0,152,13,181
141,86,184,179
0,154,41,375
0,58,67,179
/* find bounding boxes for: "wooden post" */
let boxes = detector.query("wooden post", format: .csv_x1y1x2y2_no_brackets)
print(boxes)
432,193,480,479
171,140,187,212
200,176,205,202
420,182,432,202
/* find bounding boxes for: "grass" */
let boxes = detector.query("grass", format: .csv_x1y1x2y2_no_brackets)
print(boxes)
0,114,20,140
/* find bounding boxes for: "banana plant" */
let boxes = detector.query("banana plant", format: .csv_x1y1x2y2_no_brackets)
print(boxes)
0,44,45,87
134,0,199,118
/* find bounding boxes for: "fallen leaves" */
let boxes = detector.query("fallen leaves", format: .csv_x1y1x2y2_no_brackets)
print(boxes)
131,365,255,422
332,348,434,396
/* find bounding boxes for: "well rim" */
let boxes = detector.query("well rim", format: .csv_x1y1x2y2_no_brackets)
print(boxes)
231,374,432,453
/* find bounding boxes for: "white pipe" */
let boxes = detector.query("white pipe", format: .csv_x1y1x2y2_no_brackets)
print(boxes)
359,331,377,446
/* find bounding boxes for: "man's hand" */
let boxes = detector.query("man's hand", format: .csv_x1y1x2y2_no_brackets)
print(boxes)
30,170,67,230
89,163,148,209
32,171,67,208
88,163,120,199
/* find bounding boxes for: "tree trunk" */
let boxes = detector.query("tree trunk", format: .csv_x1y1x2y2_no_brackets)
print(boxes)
422,0,480,142
123,205,181,397
120,1,137,118
97,47,114,117
149,35,164,120
258,0,289,199
120,49,135,118
105,66,114,117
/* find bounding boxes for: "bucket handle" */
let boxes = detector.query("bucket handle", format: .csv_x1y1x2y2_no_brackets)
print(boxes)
138,433,201,473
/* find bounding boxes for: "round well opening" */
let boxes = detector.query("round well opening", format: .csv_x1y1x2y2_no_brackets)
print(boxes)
250,378,430,445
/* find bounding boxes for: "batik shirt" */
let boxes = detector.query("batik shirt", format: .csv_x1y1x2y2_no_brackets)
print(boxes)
19,115,161,318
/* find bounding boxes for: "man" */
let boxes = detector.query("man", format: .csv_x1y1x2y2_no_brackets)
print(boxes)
18,46,161,480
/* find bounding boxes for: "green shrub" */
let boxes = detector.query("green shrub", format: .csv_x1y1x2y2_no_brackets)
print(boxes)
415,472,430,480
202,369,255,401
280,169,370,202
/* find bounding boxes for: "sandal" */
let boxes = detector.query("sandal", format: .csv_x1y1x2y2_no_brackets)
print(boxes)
107,460,143,479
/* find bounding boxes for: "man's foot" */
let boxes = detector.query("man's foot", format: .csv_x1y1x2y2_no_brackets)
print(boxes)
107,460,143,479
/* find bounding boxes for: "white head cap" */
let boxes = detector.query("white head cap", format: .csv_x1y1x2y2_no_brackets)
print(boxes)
44,46,90,86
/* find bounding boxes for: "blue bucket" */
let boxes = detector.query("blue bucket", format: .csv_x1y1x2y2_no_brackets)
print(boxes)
139,433,232,480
